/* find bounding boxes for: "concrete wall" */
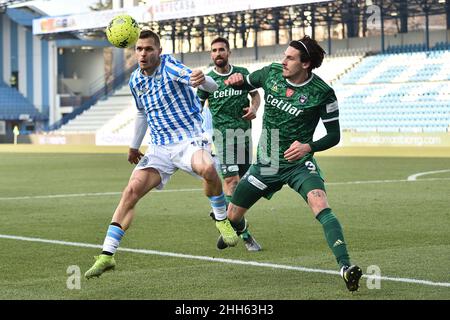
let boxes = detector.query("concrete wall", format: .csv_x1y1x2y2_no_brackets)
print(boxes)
59,48,105,96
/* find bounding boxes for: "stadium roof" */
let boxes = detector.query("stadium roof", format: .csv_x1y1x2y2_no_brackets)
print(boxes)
3,0,448,48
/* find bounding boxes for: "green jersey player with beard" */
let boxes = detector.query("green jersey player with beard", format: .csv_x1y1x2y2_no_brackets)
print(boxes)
224,36,362,292
198,37,262,251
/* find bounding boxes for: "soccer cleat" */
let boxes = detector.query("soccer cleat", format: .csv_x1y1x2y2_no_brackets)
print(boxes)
84,254,116,279
216,235,228,250
240,230,262,252
215,219,239,247
216,230,262,251
341,265,362,292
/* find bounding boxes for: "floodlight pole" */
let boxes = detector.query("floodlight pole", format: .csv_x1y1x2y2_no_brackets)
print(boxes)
253,10,259,61
423,3,430,51
380,0,385,53
326,16,332,55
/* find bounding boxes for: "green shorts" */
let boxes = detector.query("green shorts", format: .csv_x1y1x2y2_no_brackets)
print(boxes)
231,158,326,209
217,142,252,179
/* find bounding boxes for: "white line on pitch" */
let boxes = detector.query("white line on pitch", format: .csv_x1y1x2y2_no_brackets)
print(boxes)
0,234,449,288
0,188,203,200
407,169,450,181
1,177,449,201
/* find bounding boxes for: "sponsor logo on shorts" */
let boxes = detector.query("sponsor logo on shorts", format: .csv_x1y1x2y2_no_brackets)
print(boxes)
247,175,267,190
221,165,227,174
227,165,239,173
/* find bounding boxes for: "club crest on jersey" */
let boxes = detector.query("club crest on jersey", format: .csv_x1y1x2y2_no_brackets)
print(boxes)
286,88,294,97
137,88,148,96
271,84,278,92
299,95,308,104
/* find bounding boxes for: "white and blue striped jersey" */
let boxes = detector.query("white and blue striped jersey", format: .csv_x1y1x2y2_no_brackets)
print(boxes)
129,54,204,145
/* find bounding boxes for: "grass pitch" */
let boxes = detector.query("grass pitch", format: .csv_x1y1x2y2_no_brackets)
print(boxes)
0,146,449,300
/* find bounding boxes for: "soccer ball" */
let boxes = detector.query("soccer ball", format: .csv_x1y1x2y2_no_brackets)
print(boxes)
106,14,140,48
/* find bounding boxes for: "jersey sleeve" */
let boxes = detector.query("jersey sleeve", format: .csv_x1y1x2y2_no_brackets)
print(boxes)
241,68,258,93
246,65,271,89
165,55,192,85
129,82,145,111
319,89,339,124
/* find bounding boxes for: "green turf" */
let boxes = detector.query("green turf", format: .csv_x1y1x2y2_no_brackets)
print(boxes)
0,153,449,299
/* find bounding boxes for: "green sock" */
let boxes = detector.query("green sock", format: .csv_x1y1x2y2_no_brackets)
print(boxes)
316,208,351,268
230,218,246,234
225,194,232,206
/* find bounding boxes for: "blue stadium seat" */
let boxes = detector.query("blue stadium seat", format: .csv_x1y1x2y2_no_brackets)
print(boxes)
0,86,47,121
335,49,450,133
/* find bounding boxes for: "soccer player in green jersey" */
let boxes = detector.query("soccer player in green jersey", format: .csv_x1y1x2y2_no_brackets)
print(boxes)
224,36,362,292
197,37,262,251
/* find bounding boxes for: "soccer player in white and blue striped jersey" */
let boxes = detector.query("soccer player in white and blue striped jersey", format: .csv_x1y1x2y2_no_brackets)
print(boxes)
85,30,239,279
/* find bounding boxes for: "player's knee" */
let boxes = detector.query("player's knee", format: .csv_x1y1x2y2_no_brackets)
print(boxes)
307,189,329,213
224,176,239,191
122,184,142,205
200,163,218,181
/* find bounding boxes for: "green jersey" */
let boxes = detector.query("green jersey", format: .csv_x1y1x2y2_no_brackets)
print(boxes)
197,65,256,144
245,63,339,167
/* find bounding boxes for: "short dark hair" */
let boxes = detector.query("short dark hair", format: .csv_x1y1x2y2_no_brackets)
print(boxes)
139,29,161,47
289,35,325,72
211,37,230,50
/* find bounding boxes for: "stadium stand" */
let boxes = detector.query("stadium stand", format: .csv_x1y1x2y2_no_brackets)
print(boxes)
84,50,366,141
0,81,47,121
336,48,450,133
57,85,134,133
53,44,449,137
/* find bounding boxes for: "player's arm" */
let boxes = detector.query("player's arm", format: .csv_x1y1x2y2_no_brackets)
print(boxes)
165,56,218,92
284,121,340,161
129,85,146,164
197,88,210,111
310,92,340,153
284,93,340,161
225,65,270,91
242,90,261,120
191,70,218,92
128,109,146,164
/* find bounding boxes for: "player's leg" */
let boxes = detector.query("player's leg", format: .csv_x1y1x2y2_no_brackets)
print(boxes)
222,165,282,250
223,174,239,205
221,172,260,251
305,185,362,292
191,148,239,246
289,161,362,291
111,167,162,230
85,167,161,279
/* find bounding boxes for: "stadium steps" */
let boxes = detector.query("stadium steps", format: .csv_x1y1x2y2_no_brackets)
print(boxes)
57,85,134,133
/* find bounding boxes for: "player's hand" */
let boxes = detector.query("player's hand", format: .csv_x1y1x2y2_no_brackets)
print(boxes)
190,69,205,87
128,148,144,164
284,141,311,162
224,73,244,86
242,106,257,120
